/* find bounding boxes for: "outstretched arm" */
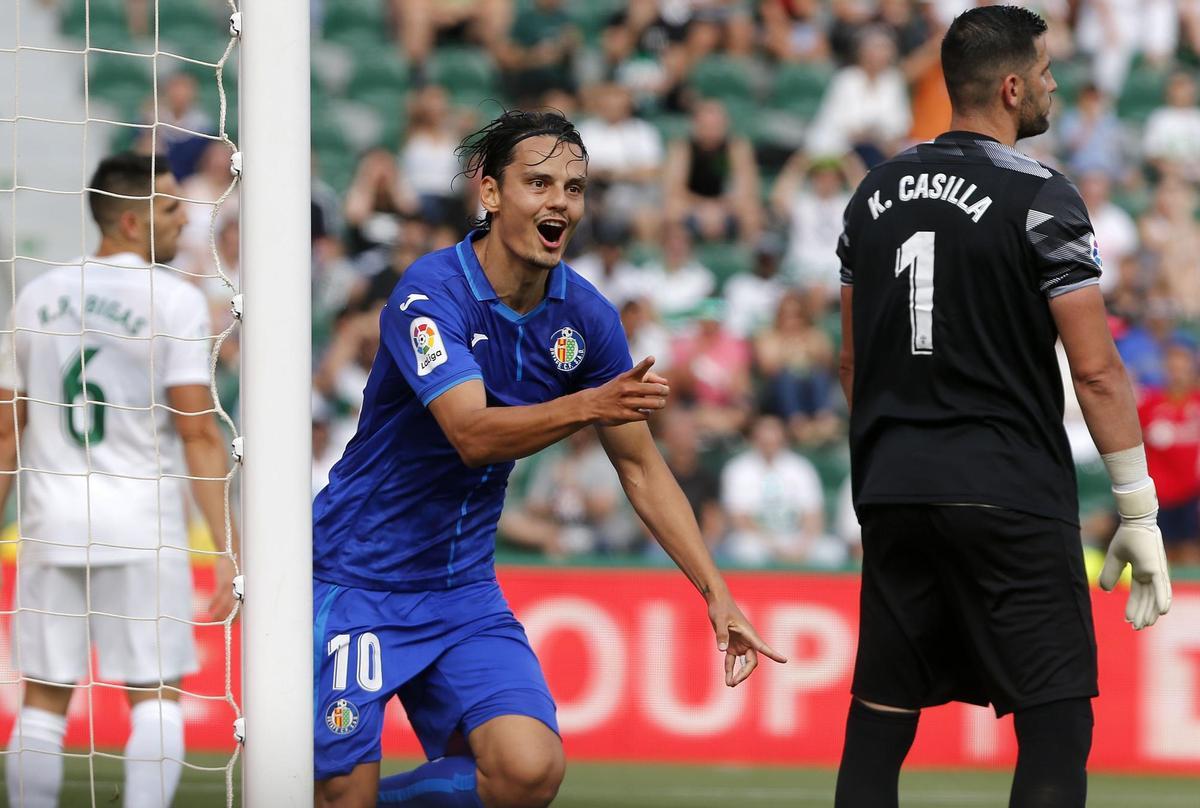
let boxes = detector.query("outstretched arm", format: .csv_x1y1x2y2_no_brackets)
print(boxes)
596,418,787,686
428,356,668,468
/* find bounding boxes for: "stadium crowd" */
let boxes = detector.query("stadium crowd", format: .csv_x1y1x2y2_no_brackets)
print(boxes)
93,0,1200,567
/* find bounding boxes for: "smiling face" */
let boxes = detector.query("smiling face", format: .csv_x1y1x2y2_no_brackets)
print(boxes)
480,134,587,270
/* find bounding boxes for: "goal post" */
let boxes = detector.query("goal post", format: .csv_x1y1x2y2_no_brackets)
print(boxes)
238,0,312,802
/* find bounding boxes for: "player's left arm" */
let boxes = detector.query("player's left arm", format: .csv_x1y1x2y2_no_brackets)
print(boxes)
169,384,240,622
596,420,787,685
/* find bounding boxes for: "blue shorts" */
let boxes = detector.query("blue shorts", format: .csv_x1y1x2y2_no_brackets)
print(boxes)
312,578,558,781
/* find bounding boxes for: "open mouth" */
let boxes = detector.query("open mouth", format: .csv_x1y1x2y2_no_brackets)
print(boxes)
536,220,566,249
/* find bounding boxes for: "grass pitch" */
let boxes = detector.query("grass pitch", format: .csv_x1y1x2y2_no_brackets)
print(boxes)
14,754,1198,807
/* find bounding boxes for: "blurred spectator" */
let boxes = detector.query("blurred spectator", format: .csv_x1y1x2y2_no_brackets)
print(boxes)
576,83,664,239
753,289,840,446
1117,293,1182,390
827,0,875,66
1076,0,1177,96
1139,177,1200,317
682,0,758,63
602,0,690,109
890,0,951,142
772,152,858,293
1138,341,1200,563
720,415,832,565
613,223,715,319
807,25,911,165
495,0,580,106
314,306,382,415
500,429,641,557
570,219,638,303
399,85,467,230
147,72,215,181
343,148,415,260
177,141,237,276
198,215,240,307
1077,172,1138,296
392,0,512,71
658,408,725,551
725,232,788,338
350,217,434,313
761,0,830,64
1142,70,1200,182
1059,84,1125,181
663,99,762,243
621,297,673,374
669,298,752,440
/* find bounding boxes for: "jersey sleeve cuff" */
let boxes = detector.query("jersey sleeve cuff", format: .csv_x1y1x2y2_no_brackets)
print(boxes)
419,371,484,407
1044,276,1100,299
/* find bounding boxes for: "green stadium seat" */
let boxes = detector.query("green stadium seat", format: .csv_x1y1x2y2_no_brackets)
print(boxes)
346,51,410,103
694,241,752,290
88,55,155,114
1117,66,1169,124
689,56,756,103
61,0,126,41
769,62,833,120
566,0,625,45
428,46,497,102
311,113,350,153
1050,58,1089,107
315,146,358,196
648,113,690,144
323,0,388,51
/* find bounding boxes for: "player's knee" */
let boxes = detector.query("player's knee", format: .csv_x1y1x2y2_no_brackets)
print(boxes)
314,776,376,808
483,745,565,808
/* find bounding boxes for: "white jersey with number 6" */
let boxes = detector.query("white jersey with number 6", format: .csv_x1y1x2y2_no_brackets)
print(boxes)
0,252,213,565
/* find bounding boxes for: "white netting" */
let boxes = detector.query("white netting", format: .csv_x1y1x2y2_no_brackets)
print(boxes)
0,1,243,804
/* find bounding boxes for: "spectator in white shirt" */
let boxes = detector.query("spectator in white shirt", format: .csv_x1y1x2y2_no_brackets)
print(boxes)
724,232,788,338
720,415,829,566
612,222,716,319
1143,70,1200,182
570,219,639,304
576,82,664,239
806,25,911,165
771,153,857,295
1077,171,1138,296
399,85,466,228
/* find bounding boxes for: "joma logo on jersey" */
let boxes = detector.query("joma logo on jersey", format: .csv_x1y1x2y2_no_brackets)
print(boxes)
325,698,359,736
551,327,585,372
410,317,447,376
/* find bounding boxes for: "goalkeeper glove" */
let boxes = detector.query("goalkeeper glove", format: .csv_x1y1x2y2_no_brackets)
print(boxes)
1098,446,1172,630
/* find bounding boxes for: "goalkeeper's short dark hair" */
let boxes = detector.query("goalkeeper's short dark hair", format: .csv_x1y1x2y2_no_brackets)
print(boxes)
88,153,171,235
457,109,587,231
941,5,1048,112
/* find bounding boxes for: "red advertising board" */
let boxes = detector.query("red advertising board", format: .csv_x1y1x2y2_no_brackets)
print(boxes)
0,563,1198,773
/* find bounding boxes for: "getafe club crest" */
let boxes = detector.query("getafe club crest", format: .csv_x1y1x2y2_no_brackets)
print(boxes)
325,698,359,736
550,327,585,372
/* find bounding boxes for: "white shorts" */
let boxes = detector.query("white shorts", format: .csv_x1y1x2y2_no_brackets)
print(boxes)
14,555,199,685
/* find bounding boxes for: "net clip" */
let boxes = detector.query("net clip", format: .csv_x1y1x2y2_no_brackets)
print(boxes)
233,717,246,744
231,436,244,463
229,12,243,38
232,574,245,601
230,293,243,321
230,151,243,177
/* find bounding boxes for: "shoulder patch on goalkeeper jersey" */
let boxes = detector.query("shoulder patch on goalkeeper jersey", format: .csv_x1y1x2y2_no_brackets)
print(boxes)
410,316,448,376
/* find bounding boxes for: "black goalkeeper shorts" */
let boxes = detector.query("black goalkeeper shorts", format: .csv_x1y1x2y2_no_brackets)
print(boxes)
851,504,1098,717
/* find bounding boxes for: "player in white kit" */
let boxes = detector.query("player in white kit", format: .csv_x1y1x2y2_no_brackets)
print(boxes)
0,153,239,807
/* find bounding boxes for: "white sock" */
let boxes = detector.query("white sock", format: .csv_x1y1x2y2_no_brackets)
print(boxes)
123,700,184,808
6,706,67,808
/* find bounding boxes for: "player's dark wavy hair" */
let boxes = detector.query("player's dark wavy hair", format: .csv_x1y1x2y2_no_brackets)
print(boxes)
941,5,1048,112
88,152,171,235
456,109,587,232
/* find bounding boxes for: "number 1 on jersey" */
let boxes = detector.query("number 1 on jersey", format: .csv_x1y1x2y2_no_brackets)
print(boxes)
895,231,935,355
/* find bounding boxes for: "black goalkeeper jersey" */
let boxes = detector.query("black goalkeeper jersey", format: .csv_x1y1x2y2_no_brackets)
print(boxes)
838,131,1102,525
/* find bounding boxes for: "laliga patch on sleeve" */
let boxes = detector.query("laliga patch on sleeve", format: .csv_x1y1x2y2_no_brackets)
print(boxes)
410,316,448,376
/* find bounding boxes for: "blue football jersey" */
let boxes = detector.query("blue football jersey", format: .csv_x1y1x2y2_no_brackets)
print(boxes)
313,230,634,591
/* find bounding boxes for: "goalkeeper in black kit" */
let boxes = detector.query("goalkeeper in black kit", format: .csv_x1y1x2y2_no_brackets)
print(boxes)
833,7,1171,808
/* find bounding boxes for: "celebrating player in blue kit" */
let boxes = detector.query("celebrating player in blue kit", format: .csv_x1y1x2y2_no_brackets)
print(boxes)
312,110,786,808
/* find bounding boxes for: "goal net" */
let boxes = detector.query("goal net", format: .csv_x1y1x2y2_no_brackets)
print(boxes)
0,0,274,803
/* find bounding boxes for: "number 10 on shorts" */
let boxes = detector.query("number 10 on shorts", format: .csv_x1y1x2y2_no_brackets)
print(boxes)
327,633,383,692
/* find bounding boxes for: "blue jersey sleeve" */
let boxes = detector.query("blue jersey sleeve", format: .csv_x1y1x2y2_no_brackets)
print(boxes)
380,284,483,406
572,308,633,390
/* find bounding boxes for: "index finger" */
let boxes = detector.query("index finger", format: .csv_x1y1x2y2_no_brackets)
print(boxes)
625,356,655,378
